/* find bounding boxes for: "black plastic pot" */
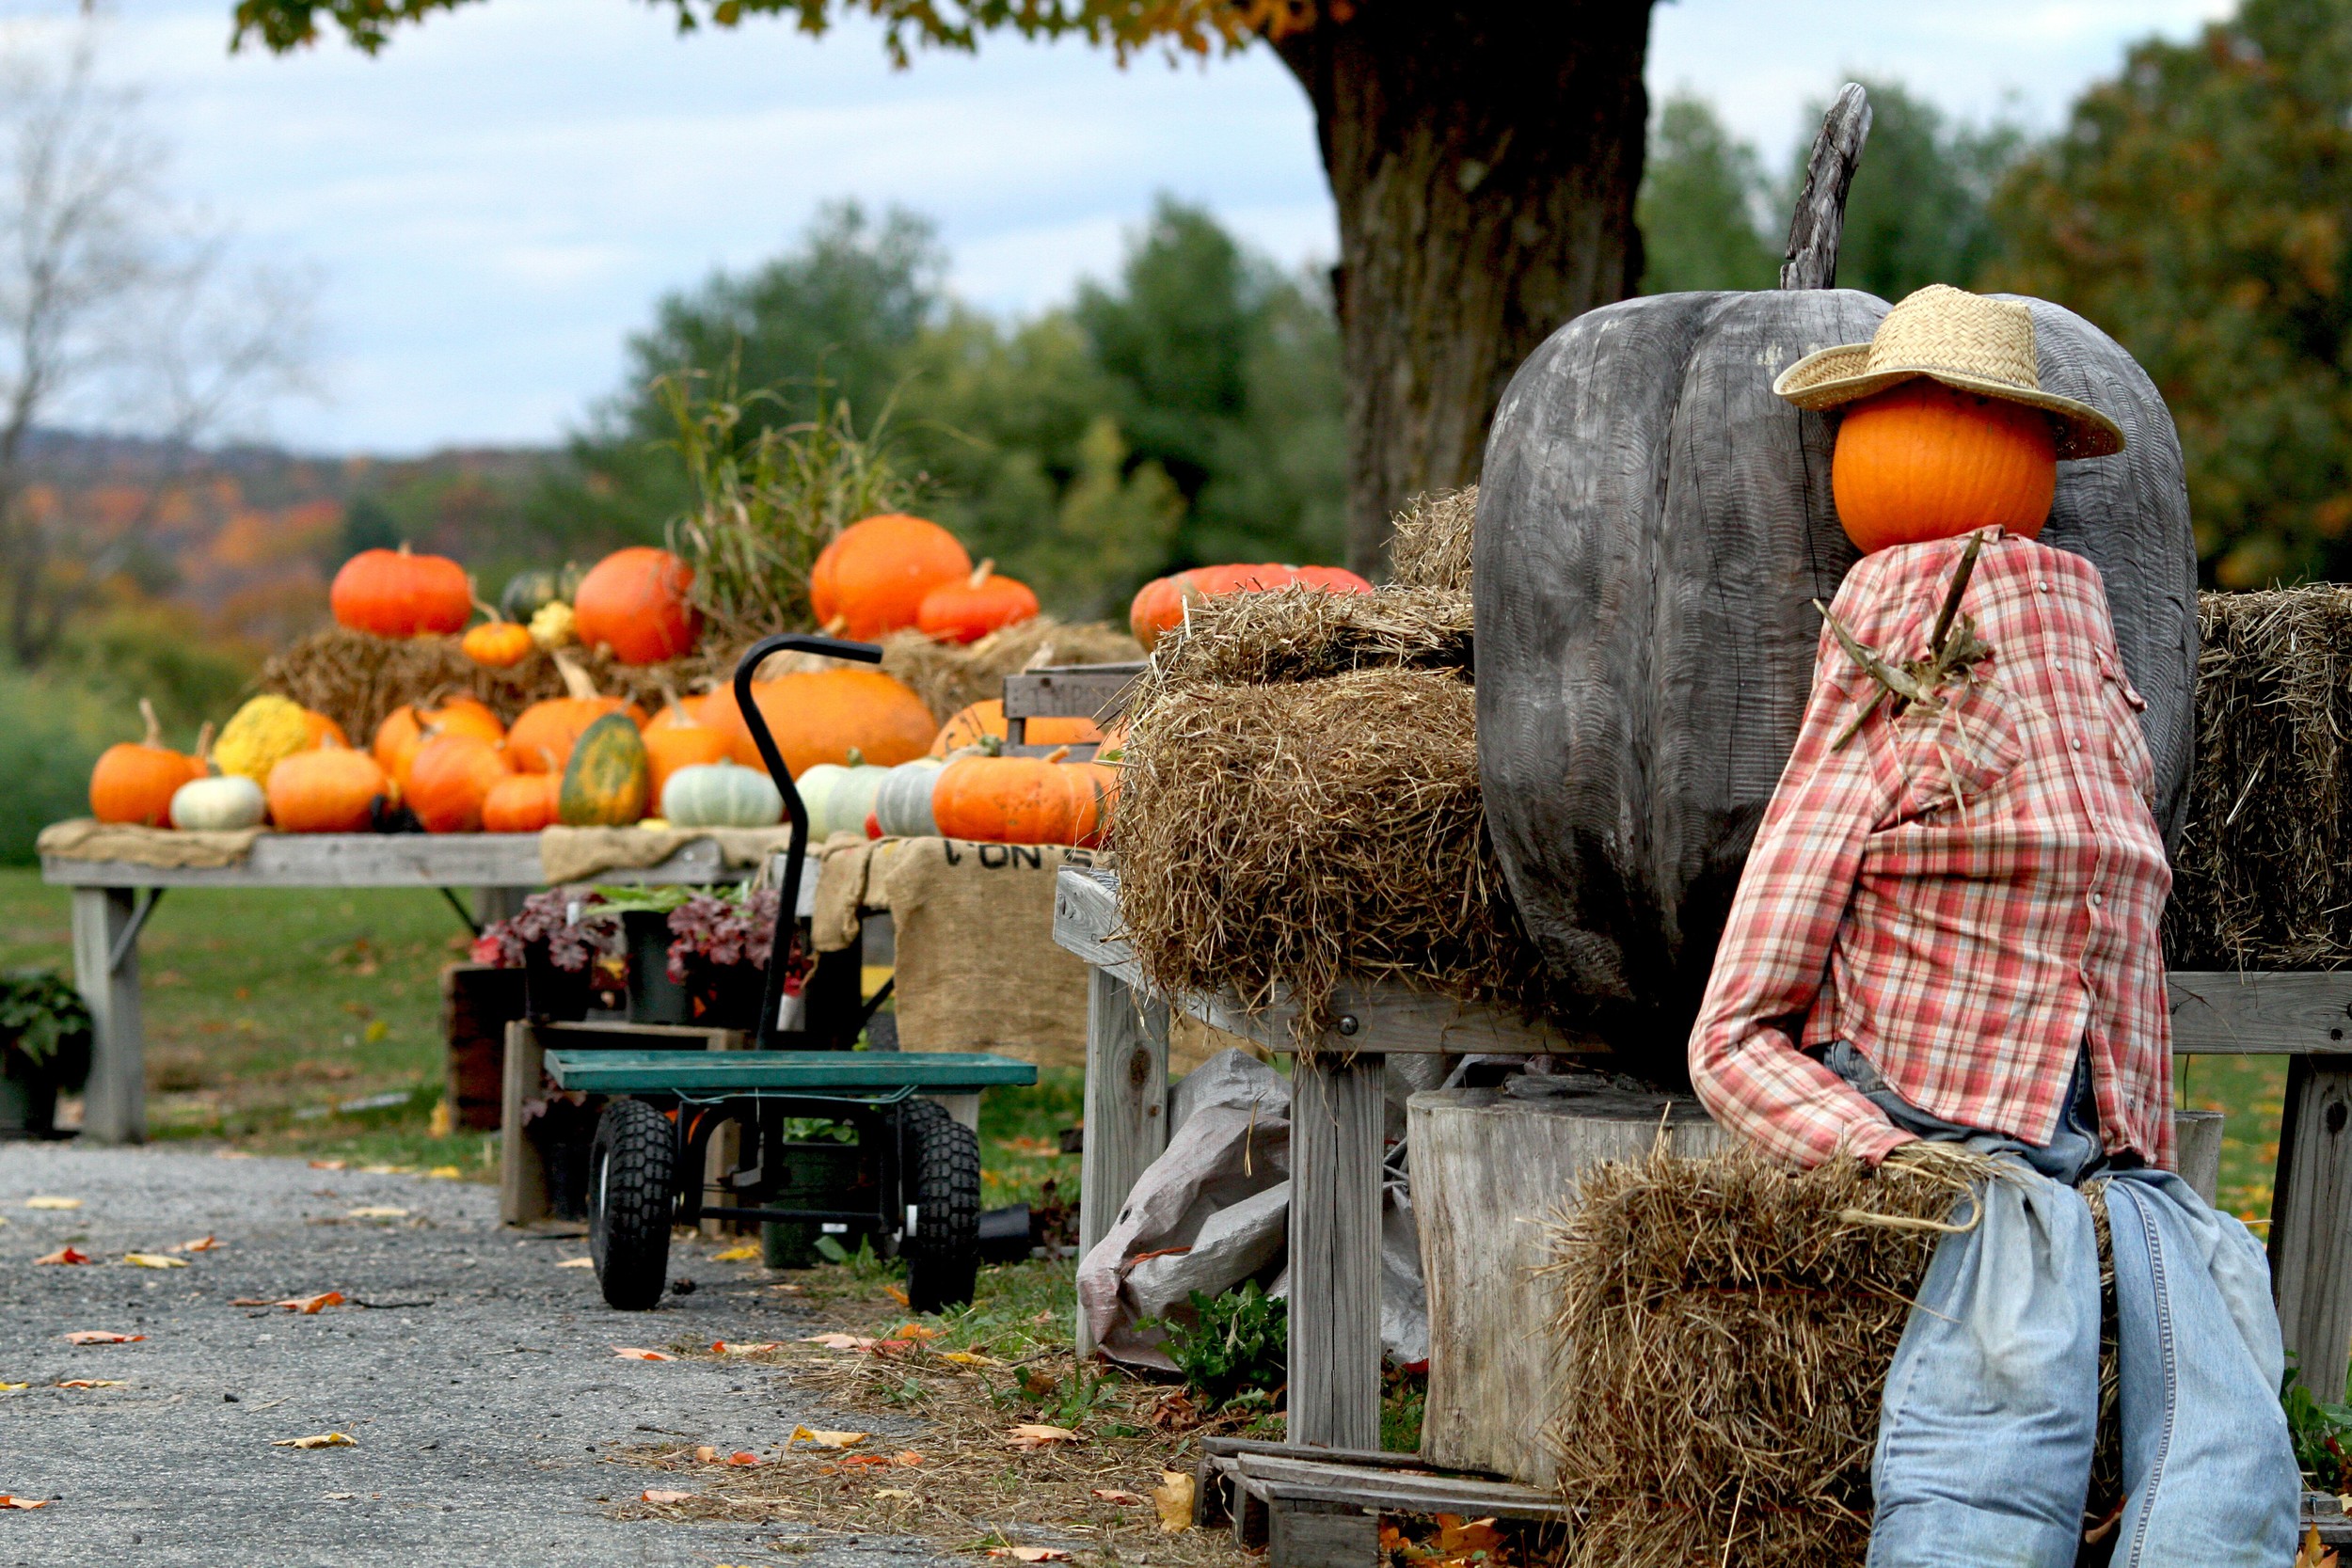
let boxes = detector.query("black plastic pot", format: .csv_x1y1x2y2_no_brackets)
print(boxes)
688,962,765,1032
0,1074,56,1140
622,911,691,1026
523,942,591,1022
759,1140,867,1267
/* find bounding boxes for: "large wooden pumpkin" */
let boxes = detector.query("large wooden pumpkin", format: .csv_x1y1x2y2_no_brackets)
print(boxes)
1474,288,2196,1079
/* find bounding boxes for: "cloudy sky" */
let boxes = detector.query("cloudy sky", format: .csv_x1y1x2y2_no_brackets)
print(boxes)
27,0,2235,453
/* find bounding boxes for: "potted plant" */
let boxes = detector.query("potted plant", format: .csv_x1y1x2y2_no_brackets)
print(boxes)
471,890,619,1021
0,970,93,1139
663,887,785,1031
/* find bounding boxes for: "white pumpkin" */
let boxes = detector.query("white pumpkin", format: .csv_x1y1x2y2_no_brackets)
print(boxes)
660,762,783,829
797,757,890,839
873,758,946,838
168,774,265,832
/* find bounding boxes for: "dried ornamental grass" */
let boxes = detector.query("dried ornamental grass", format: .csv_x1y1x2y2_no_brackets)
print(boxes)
1544,1143,1995,1568
1147,585,1471,687
2166,584,2352,970
1112,667,1548,1032
1388,484,1476,591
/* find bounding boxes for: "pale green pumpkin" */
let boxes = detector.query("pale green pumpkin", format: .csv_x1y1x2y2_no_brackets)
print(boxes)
168,774,266,832
872,757,946,838
661,761,783,829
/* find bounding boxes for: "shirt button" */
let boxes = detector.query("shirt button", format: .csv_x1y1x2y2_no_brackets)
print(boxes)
2038,581,2052,594
2071,737,2084,752
2090,893,2105,908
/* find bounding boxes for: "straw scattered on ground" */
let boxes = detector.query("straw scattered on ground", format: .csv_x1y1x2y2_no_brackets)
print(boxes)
1388,485,1476,592
1149,585,1471,688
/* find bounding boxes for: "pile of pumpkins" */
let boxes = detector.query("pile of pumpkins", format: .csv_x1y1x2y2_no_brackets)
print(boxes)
330,511,1048,673
1127,561,1374,651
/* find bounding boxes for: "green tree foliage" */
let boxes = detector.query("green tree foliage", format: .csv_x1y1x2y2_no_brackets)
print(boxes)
1637,93,1780,293
1832,79,2022,304
1989,0,2352,587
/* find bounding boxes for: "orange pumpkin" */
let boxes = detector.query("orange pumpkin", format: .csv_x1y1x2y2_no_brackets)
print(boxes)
1062,760,1120,849
1290,564,1375,594
89,699,204,827
461,619,534,669
916,560,1040,644
302,709,349,750
931,753,1098,846
928,699,1103,755
405,733,514,832
1831,381,2058,553
373,695,505,790
481,772,561,833
642,696,733,804
1127,564,1296,652
265,746,389,833
329,544,472,638
507,654,643,774
809,514,971,640
571,546,700,665
723,668,938,776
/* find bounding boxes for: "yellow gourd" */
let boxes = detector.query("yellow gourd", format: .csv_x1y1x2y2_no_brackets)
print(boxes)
213,695,316,785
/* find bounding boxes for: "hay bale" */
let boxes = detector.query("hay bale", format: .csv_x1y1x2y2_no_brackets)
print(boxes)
1390,484,1476,591
257,628,691,741
879,617,1142,723
1148,585,1470,687
2167,585,2352,969
1112,667,1548,1030
1545,1144,1986,1568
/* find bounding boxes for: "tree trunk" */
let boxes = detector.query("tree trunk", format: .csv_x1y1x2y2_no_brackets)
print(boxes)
1273,2,1655,576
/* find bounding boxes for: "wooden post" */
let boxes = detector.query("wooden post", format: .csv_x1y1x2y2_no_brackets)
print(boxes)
499,1020,549,1226
2270,1053,2352,1402
1288,1053,1385,1451
473,886,529,927
1076,967,1169,1352
71,886,146,1145
1780,82,1872,290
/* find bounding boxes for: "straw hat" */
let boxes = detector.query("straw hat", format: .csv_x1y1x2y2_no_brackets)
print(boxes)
1772,283,2124,459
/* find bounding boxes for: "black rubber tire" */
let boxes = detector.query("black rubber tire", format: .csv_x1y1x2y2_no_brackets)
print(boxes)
898,1100,981,1313
589,1098,675,1311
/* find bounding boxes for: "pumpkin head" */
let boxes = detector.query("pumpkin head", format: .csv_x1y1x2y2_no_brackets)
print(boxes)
461,619,535,670
373,695,506,789
571,546,700,665
329,544,472,638
508,654,642,773
730,667,938,776
809,514,971,640
661,761,783,830
481,772,561,833
558,711,652,826
265,746,389,833
1831,380,2058,552
928,699,1103,755
931,753,1098,846
406,732,514,832
1474,286,2193,1073
89,699,204,826
916,560,1040,644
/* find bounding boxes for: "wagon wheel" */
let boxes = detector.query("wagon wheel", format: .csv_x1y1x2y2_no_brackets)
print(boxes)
589,1097,675,1311
898,1099,980,1314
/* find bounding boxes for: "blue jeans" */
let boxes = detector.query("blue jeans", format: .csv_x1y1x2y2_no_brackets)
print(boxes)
1820,1042,2300,1568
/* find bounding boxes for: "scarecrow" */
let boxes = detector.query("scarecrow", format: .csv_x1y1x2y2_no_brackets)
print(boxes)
1687,285,2300,1566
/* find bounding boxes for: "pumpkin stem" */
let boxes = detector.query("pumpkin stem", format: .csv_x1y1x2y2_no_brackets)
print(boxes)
1043,745,1072,765
137,697,162,750
659,680,694,725
847,747,866,768
551,649,600,703
193,721,215,764
822,614,847,636
471,594,503,625
968,559,993,590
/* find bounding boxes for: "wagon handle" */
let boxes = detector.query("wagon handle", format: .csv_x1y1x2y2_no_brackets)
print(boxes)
732,632,884,1049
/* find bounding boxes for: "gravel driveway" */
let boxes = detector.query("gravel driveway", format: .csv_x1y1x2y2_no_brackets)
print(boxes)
0,1142,949,1568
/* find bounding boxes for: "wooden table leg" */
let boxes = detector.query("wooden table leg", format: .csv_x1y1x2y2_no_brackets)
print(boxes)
1076,966,1169,1351
473,886,530,927
71,886,146,1145
1288,1053,1385,1450
500,1021,549,1226
2270,1053,2352,1402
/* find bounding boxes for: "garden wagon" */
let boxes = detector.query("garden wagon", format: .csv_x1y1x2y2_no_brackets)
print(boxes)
552,632,1038,1312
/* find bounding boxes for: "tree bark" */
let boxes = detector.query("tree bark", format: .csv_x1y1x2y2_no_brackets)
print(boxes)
1273,2,1655,576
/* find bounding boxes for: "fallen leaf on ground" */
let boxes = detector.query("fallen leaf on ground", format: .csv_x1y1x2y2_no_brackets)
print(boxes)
724,1451,763,1466
0,1383,26,1392
788,1426,867,1449
2297,1526,2339,1568
230,1291,344,1314
711,1341,782,1356
711,1244,761,1262
272,1433,355,1449
1153,1470,1195,1533
641,1489,693,1504
874,1488,915,1500
893,1451,927,1466
612,1347,675,1362
424,1166,461,1180
1437,1514,1504,1558
1006,1425,1080,1450
24,1196,79,1211
986,1547,1068,1561
556,1257,594,1269
307,1160,345,1171
345,1207,406,1220
767,1282,804,1295
55,1380,127,1389
883,1285,910,1306
0,1496,48,1509
888,1323,939,1341
121,1254,187,1270
33,1246,88,1265
1091,1488,1145,1505
64,1332,142,1345
834,1454,895,1469
169,1236,221,1253
803,1333,876,1351
215,1149,254,1160
937,1350,1000,1367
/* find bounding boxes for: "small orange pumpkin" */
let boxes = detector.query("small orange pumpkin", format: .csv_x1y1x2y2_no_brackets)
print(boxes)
265,745,389,833
642,694,733,805
1127,564,1297,652
302,709,349,750
928,699,1103,755
405,732,514,832
481,772,561,833
809,514,972,640
89,699,204,827
931,752,1097,846
570,546,700,665
461,619,534,670
1831,380,2058,553
329,543,472,638
916,560,1040,644
506,654,643,774
373,695,505,790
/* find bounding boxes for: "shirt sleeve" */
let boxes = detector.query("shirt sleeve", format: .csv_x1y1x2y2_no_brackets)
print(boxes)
1686,620,1918,1169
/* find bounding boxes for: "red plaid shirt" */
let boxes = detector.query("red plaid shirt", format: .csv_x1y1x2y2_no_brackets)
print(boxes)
1687,531,2175,1170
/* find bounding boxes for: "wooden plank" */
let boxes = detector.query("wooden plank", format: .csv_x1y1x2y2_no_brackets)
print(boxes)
500,1020,549,1226
40,833,805,890
1264,1497,1376,1568
72,887,145,1145
1001,664,1145,721
1076,966,1169,1354
1410,1086,1729,1484
2169,971,2352,1055
1231,1454,1568,1522
2175,1108,2223,1207
2270,1054,2352,1403
1200,1437,1468,1471
1288,1054,1385,1451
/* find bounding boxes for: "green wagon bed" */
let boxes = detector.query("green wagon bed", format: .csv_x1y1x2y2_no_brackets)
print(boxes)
543,1048,1038,1097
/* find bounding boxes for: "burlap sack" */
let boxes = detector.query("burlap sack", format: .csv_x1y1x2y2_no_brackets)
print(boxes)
37,817,262,869
536,825,859,886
